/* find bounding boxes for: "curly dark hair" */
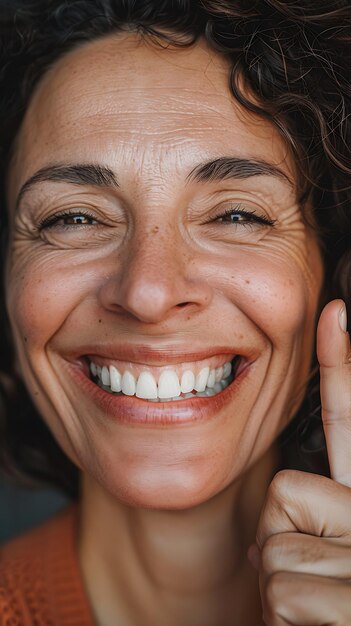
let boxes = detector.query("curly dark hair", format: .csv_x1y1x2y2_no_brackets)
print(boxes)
1,0,350,498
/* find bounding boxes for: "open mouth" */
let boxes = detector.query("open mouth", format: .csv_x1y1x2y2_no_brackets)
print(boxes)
68,352,252,425
87,355,243,403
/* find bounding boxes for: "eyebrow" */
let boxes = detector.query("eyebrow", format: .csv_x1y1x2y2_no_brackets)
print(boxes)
186,157,292,186
15,156,292,210
15,163,119,209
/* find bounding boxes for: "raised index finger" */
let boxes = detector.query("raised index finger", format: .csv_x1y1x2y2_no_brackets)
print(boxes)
317,299,351,487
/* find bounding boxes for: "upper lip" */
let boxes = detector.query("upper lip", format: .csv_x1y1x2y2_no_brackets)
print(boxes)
66,344,253,367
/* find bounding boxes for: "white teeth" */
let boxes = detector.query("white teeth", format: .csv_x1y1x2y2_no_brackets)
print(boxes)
180,370,195,393
214,366,223,383
136,371,158,399
213,382,223,393
196,387,217,397
223,362,232,378
110,365,122,392
121,370,136,396
91,358,236,401
194,366,210,392
158,370,181,399
207,369,216,388
90,362,97,376
101,366,110,386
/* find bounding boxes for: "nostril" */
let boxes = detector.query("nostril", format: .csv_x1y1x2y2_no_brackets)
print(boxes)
177,302,191,308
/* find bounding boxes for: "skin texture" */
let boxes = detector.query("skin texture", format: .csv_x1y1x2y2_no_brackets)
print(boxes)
5,33,350,625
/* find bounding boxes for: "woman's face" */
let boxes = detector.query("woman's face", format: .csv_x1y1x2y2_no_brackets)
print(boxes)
5,34,323,508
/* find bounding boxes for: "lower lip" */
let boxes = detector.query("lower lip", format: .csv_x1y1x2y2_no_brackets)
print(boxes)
67,360,252,427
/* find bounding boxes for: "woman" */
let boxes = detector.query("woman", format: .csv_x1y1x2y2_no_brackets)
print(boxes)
0,0,351,624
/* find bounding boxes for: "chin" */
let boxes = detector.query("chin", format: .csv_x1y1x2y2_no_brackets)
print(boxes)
89,461,227,511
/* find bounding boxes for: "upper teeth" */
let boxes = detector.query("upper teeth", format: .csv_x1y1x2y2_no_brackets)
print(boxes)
89,360,233,400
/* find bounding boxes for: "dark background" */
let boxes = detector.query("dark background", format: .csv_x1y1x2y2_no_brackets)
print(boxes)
0,474,68,543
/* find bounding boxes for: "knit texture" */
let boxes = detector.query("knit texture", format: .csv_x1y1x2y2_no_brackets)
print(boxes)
0,504,96,626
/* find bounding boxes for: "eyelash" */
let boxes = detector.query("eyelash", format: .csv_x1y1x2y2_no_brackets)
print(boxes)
213,205,276,228
38,209,98,230
38,205,276,230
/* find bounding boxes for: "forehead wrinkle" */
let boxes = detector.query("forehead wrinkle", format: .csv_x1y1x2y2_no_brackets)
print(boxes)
18,39,275,157
27,92,241,138
20,41,236,137
21,98,245,161
10,35,296,206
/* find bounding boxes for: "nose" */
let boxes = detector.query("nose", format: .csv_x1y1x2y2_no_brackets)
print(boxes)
98,228,212,324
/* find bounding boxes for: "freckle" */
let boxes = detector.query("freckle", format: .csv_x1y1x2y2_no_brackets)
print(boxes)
98,319,102,323
24,336,27,342
245,279,250,285
34,391,39,396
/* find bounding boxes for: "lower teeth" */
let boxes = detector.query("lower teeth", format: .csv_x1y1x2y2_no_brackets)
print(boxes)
93,375,234,401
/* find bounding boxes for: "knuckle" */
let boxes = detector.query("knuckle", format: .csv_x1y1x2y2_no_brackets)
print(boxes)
261,534,285,575
299,537,329,565
268,469,297,501
322,406,351,425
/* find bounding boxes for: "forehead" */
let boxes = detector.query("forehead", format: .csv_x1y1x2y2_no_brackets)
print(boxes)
9,33,295,198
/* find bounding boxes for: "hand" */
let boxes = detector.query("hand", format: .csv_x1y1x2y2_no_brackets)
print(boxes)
249,299,351,625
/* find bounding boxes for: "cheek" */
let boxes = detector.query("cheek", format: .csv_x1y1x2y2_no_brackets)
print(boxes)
6,251,93,355
244,271,307,336
217,246,322,344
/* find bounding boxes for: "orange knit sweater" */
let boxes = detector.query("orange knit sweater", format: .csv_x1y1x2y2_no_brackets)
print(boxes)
0,505,96,625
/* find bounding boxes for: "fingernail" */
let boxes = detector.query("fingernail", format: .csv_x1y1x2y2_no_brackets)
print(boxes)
247,543,260,571
339,303,347,333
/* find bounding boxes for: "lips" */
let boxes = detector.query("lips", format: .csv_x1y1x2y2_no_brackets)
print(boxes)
71,344,242,365
64,350,253,426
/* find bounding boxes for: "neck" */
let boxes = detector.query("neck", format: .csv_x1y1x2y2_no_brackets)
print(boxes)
78,447,278,626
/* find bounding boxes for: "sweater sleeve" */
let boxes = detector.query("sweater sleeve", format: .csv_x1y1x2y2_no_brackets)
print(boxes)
0,558,52,626
0,586,22,626
0,505,95,626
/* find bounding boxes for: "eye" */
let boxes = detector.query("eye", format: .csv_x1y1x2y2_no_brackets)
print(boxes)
213,205,276,228
38,209,98,229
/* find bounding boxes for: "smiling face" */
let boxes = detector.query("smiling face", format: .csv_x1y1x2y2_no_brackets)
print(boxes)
5,33,323,508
